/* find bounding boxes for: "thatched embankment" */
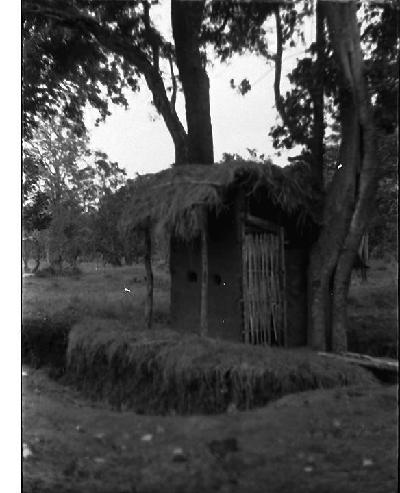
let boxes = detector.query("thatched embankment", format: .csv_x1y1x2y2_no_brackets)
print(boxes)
66,318,377,415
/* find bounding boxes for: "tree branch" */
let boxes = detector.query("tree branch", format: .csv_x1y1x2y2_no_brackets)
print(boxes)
273,7,301,144
213,10,230,38
24,0,188,163
167,54,177,110
142,0,160,71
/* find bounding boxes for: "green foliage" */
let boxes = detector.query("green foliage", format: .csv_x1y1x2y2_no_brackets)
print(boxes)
22,316,75,377
23,118,91,207
324,131,397,260
348,258,398,359
22,0,140,138
46,202,88,268
202,1,272,61
269,44,339,151
204,1,309,63
23,117,128,269
362,4,399,135
22,191,52,232
93,181,144,266
269,4,398,152
367,132,398,259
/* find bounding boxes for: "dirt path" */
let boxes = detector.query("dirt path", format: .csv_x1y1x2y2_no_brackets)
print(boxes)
22,368,397,493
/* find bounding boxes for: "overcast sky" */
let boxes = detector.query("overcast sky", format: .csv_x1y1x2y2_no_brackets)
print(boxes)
84,2,315,178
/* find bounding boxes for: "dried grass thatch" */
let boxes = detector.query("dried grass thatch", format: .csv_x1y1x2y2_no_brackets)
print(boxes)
120,160,320,240
66,318,376,415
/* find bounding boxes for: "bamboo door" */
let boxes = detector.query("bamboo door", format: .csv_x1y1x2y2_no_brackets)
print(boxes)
242,229,287,346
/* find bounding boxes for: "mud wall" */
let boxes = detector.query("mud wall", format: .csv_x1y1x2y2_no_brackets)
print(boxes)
284,248,308,346
170,208,243,341
207,209,243,341
170,196,310,347
170,236,201,334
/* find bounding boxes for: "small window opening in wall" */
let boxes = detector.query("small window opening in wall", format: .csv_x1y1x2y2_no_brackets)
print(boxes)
214,274,222,286
187,270,198,282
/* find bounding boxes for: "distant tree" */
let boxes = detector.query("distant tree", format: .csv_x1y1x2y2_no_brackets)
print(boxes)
94,179,144,266
92,151,127,199
23,117,127,270
368,131,398,259
22,230,42,273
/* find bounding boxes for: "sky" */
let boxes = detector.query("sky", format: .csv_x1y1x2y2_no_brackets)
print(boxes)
84,2,316,178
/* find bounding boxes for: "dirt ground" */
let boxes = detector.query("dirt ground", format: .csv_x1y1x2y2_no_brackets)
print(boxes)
23,367,397,493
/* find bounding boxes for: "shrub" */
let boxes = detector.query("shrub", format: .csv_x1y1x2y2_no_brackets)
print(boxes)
22,313,79,377
35,265,82,278
66,318,377,415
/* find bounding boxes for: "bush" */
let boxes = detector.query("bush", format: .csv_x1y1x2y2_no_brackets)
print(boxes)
35,265,82,278
66,318,377,415
347,319,397,359
22,313,79,377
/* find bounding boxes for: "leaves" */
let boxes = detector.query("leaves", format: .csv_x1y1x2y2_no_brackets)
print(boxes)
22,0,143,137
23,116,130,268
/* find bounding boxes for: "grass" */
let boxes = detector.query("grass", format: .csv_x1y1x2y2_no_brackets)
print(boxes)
23,258,397,359
348,258,398,358
22,316,73,378
65,317,376,414
22,258,397,414
23,262,170,325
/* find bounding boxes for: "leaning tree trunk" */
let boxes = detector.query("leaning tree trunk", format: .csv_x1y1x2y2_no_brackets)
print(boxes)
308,1,380,351
172,0,214,165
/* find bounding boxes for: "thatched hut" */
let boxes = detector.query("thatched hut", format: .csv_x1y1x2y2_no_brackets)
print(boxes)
121,160,320,347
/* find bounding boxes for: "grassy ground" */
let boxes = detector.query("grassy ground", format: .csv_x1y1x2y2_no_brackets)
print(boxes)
22,261,170,326
348,259,398,358
22,259,398,492
23,258,398,357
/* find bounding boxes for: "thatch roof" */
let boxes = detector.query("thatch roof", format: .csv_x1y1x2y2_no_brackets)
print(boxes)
120,160,320,239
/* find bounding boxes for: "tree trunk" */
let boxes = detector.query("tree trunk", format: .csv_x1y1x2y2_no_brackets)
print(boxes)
308,97,359,350
172,0,214,165
144,228,154,329
170,1,213,334
32,238,41,273
308,1,380,351
143,67,188,164
22,239,30,272
23,256,29,273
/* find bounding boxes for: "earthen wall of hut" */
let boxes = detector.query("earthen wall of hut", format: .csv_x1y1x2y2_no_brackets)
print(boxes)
284,248,308,346
170,207,242,341
170,192,311,347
